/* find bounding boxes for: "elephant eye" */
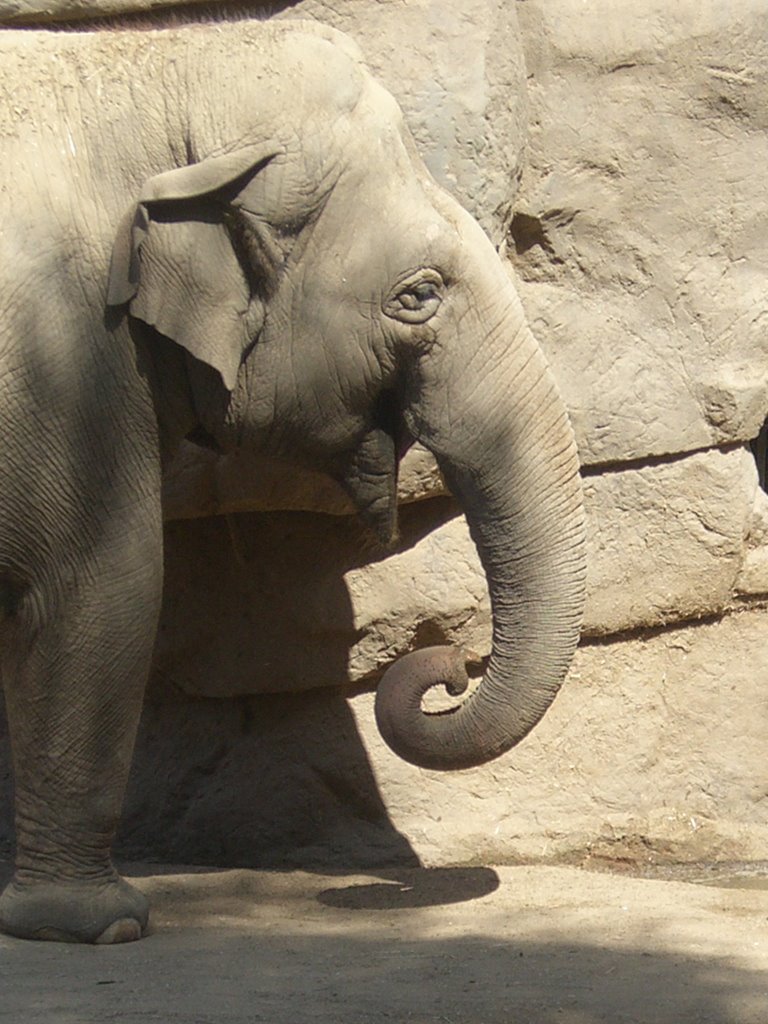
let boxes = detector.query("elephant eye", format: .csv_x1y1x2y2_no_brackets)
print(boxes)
384,270,444,324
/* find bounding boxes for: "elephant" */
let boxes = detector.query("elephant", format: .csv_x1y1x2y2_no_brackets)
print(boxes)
0,18,586,943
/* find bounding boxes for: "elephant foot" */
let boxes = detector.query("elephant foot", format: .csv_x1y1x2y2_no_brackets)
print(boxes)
0,873,149,944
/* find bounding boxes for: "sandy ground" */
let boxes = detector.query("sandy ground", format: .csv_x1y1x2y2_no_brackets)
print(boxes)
1,861,768,1024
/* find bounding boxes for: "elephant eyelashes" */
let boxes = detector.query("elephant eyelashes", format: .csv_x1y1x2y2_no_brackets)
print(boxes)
383,270,444,324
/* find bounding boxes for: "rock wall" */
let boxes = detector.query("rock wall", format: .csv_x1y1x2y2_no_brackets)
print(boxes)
113,608,768,870
1,0,767,869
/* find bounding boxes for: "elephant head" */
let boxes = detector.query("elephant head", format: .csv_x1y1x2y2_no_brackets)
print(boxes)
107,24,586,772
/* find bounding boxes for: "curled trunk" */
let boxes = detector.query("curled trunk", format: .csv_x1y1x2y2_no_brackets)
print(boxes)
375,289,586,770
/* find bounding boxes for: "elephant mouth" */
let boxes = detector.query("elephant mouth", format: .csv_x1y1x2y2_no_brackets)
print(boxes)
338,393,413,551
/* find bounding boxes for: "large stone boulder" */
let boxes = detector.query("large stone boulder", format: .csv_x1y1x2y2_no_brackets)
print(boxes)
511,0,768,466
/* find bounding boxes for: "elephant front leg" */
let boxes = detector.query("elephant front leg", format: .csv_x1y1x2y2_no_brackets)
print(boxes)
0,500,163,944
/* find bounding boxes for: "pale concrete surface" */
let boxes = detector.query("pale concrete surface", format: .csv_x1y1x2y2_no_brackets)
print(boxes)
1,863,767,1024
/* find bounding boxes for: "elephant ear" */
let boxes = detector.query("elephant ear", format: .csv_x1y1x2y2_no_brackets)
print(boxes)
107,145,281,390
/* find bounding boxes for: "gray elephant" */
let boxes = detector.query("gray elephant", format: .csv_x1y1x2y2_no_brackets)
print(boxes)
0,19,585,943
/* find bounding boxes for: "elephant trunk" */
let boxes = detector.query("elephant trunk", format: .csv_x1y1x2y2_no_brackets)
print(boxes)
374,268,586,771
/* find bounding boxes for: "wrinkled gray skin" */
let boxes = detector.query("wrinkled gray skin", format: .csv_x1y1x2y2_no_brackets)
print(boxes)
0,20,585,943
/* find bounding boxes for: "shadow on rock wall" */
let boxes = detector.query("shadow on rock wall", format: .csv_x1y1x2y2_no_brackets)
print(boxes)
148,501,477,868
116,688,420,869
152,498,461,699
121,502,474,868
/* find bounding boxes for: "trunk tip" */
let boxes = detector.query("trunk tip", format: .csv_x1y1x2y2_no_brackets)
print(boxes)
374,645,470,769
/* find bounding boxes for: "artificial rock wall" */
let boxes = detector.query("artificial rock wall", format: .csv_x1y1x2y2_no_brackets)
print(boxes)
2,0,767,870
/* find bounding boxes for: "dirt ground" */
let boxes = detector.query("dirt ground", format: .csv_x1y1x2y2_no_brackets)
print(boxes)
2,861,768,1024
